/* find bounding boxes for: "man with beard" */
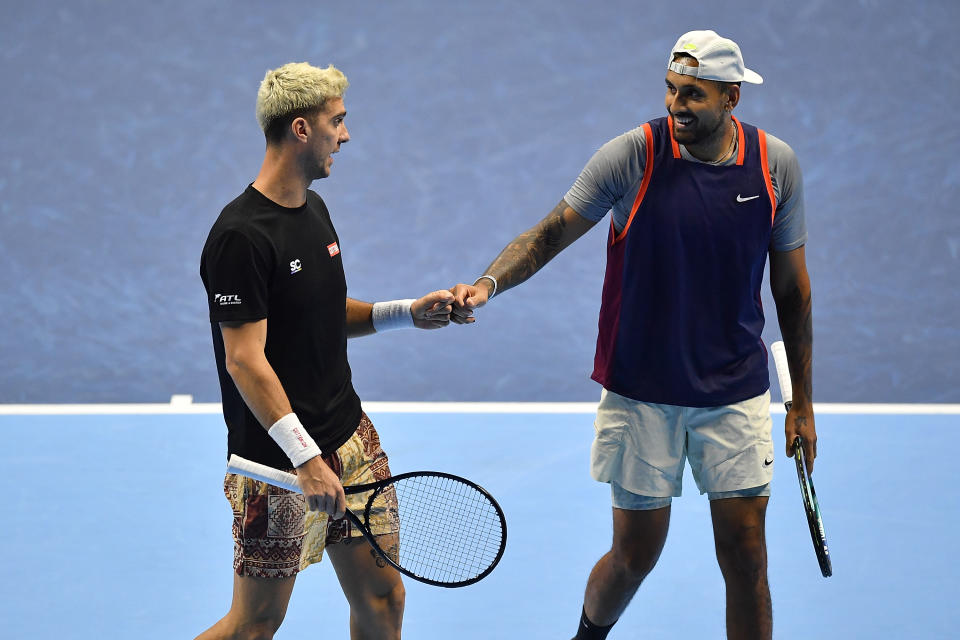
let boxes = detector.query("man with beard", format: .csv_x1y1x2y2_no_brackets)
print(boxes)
450,31,815,639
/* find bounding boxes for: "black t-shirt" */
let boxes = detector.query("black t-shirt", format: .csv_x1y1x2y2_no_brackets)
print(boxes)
200,185,361,468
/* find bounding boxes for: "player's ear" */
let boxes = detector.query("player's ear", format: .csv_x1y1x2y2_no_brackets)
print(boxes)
290,116,310,142
724,84,741,111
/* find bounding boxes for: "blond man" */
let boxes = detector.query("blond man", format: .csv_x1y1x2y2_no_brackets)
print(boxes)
197,62,453,640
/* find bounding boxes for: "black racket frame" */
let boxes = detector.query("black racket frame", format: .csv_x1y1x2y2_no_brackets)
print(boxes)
793,436,833,578
344,470,508,588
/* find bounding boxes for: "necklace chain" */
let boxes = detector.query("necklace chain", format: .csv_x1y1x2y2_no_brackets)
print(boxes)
715,122,737,164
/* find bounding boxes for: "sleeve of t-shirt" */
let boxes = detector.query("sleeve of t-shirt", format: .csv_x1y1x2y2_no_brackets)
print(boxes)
767,133,807,252
564,127,647,222
203,229,271,323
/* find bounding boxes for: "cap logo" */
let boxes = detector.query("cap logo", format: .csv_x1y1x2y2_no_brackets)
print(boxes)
682,43,698,50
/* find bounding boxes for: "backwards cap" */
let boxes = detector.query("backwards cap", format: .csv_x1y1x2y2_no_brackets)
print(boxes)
668,30,763,84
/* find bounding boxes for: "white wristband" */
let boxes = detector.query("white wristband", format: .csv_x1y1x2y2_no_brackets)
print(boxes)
475,274,497,298
372,299,416,332
268,413,322,467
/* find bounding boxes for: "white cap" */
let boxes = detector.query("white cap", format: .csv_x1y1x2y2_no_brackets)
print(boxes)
668,30,763,84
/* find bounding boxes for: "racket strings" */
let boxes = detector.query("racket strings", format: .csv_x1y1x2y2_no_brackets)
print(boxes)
386,475,503,583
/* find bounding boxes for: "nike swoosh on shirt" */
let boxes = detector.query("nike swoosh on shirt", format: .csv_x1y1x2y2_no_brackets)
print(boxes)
763,456,774,467
736,194,760,202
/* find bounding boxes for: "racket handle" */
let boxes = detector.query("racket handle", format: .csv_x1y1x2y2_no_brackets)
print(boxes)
770,341,793,409
227,454,302,493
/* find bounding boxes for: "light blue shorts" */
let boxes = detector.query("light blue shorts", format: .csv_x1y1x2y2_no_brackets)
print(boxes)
591,388,774,511
611,481,770,510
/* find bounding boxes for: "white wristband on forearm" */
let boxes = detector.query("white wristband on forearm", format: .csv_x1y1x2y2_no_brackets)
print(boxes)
372,299,416,332
268,413,322,467
475,274,497,298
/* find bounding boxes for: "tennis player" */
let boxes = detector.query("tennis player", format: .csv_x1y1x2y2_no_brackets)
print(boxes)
451,31,816,639
197,62,453,640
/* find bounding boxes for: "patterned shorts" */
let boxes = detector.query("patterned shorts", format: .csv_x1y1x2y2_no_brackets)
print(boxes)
223,412,399,579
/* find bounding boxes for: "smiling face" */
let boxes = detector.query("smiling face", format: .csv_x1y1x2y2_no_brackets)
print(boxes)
664,55,738,149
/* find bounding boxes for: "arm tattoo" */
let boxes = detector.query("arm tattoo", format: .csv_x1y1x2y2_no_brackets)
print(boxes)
483,201,570,294
776,281,814,406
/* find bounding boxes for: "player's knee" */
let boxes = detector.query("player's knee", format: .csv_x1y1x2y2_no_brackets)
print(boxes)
235,615,284,640
360,579,405,626
715,527,767,583
383,579,406,619
611,545,659,581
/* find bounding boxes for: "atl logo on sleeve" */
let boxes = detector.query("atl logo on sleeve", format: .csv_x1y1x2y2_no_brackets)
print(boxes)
214,293,242,306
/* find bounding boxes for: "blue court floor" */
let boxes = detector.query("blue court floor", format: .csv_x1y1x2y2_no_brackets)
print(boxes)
2,406,958,639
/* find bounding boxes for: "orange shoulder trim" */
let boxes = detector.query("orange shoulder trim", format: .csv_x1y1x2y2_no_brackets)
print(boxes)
758,128,777,225
733,115,746,166
613,122,655,244
667,116,681,158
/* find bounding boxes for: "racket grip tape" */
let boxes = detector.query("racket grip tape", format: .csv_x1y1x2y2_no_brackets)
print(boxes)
770,341,793,408
227,454,302,493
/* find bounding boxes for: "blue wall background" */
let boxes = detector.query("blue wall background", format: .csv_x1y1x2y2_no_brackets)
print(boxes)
2,0,958,403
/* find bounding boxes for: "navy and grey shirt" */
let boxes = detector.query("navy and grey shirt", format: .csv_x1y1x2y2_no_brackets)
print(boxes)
567,117,807,407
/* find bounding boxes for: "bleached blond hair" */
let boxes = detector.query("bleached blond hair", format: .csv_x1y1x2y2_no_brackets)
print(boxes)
255,62,349,142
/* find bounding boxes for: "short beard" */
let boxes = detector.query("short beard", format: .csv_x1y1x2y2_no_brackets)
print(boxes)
673,110,727,146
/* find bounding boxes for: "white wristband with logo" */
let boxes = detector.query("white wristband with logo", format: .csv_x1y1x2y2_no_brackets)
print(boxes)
268,413,322,467
372,299,416,332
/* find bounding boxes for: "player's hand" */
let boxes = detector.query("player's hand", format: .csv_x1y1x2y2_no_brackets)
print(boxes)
450,282,490,324
296,455,346,518
785,405,816,474
411,289,455,329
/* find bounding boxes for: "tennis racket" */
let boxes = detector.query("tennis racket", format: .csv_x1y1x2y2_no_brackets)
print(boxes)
771,341,832,578
226,454,507,588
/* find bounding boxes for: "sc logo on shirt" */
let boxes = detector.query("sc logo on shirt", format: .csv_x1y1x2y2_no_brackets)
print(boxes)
290,259,302,274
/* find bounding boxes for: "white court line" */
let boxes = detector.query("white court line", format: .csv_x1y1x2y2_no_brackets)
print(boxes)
0,402,959,415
